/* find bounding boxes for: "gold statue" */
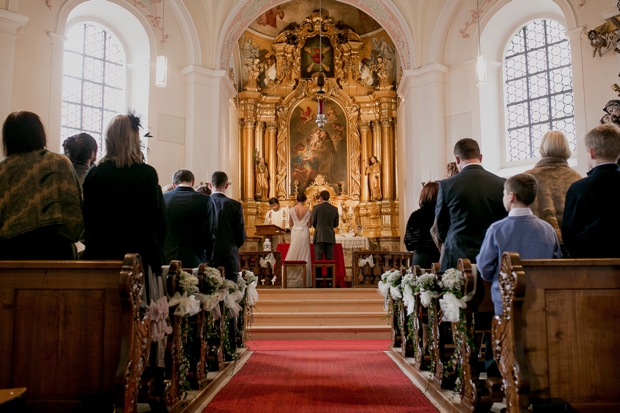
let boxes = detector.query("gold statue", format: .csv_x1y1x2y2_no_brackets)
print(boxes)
246,58,265,91
364,156,382,200
255,156,269,200
370,56,391,90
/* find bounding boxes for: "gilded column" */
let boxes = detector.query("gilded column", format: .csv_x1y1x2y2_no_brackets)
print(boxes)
266,122,278,199
381,118,394,200
243,119,256,201
372,120,382,161
359,121,371,202
255,121,265,158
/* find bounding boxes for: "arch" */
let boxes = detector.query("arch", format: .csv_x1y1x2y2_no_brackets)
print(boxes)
428,0,578,66
216,0,415,71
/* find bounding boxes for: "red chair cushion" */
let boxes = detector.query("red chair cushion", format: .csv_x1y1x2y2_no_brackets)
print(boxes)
284,260,307,265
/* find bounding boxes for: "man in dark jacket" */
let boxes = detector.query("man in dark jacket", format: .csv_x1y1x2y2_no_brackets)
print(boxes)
562,124,620,257
435,138,506,271
311,190,339,282
163,169,215,268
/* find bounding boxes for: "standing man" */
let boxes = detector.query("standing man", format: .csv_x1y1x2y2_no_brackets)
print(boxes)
162,169,215,268
311,190,339,285
435,138,506,271
209,171,246,359
209,171,247,280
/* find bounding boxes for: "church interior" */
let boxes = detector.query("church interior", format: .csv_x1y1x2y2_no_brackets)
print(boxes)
1,0,620,412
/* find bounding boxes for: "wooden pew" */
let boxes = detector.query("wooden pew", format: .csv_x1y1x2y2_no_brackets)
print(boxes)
494,253,620,413
352,251,413,287
0,254,149,413
238,251,282,288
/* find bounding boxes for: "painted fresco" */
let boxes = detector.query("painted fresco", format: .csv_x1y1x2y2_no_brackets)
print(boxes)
289,99,347,195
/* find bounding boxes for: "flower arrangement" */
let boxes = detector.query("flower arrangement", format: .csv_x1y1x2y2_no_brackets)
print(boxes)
178,270,199,295
400,270,418,316
439,268,465,295
417,273,440,308
439,268,468,322
378,269,403,301
203,266,224,295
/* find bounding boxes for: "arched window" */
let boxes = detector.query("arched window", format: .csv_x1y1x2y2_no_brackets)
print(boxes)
504,19,575,162
61,22,126,151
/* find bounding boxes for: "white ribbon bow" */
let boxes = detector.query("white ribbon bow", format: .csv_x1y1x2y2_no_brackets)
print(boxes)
260,253,276,268
439,292,470,322
420,289,441,308
389,285,402,301
224,290,244,318
195,290,226,320
377,280,390,310
402,284,417,316
168,292,201,317
147,296,173,342
245,281,259,306
358,255,375,268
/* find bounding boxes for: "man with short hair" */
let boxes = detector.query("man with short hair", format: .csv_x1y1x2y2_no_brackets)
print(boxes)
562,123,620,257
163,169,215,268
435,138,507,271
264,197,289,247
311,190,339,285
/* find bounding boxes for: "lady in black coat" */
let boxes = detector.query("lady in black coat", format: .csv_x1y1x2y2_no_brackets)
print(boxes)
404,182,440,268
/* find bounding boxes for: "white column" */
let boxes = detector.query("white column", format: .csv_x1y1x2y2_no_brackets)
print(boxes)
46,31,68,153
182,65,236,194
0,9,28,149
396,63,449,238
565,27,588,176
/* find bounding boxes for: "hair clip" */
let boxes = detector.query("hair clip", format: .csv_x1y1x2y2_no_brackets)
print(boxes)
127,110,142,132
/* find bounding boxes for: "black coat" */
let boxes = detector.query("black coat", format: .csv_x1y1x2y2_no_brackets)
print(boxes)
82,161,167,274
562,163,620,258
435,164,506,271
209,192,247,280
311,201,339,244
404,203,439,254
163,186,215,268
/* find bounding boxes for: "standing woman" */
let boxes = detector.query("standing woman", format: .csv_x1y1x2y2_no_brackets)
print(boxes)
285,193,312,287
82,113,166,301
524,131,581,245
0,111,84,259
404,181,440,268
62,132,98,186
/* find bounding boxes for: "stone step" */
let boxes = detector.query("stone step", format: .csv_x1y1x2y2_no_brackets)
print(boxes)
248,325,392,340
255,299,385,312
256,288,381,301
251,312,389,326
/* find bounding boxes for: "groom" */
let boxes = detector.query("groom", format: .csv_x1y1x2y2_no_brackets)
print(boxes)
311,190,339,285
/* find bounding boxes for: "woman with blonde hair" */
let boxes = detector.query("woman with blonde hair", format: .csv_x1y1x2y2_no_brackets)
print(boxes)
82,113,166,300
524,130,581,244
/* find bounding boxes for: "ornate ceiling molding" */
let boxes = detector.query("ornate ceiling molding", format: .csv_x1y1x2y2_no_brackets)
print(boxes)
217,0,414,70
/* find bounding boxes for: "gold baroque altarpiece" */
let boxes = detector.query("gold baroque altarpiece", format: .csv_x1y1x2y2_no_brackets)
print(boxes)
237,11,399,240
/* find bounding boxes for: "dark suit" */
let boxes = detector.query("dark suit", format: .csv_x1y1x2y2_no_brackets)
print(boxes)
435,164,506,271
562,163,620,258
162,186,215,268
311,201,339,278
209,192,247,280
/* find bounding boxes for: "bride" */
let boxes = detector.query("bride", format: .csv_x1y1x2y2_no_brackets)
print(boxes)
285,193,312,287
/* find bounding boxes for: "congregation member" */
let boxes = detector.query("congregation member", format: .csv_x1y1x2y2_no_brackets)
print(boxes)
163,169,215,268
562,124,620,258
524,131,581,245
435,138,506,271
477,173,562,315
62,132,98,186
404,181,440,268
82,113,167,302
0,111,84,260
209,171,246,358
430,162,459,262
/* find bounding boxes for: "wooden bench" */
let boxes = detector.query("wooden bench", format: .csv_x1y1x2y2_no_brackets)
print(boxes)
494,253,620,413
238,251,282,288
352,251,413,287
0,254,149,413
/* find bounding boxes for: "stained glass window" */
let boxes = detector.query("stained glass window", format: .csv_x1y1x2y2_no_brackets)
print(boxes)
504,20,575,162
61,23,125,151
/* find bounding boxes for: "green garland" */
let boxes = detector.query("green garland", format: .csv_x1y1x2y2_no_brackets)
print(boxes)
179,315,193,397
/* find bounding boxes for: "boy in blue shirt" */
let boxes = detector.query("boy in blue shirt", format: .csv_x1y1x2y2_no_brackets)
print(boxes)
477,173,562,315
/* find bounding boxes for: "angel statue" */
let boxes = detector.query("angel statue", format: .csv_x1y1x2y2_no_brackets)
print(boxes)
246,58,266,91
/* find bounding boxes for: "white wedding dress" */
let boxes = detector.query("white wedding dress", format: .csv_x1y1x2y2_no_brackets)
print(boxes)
284,208,312,288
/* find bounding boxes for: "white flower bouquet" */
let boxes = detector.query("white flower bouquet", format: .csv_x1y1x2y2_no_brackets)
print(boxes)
438,268,470,322
417,273,440,308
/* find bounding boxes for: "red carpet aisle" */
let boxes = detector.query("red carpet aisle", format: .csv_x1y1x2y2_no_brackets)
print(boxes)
204,343,439,413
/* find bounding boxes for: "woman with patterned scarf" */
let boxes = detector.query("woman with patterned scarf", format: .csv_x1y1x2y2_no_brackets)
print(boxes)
0,111,84,259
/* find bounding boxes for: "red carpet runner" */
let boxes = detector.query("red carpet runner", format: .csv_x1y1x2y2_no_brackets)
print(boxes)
205,341,438,413
248,339,391,351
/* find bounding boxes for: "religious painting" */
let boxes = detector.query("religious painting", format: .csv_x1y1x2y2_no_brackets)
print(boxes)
300,36,334,79
289,99,347,196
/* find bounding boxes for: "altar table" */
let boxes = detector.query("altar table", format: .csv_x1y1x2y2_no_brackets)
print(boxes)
276,243,347,288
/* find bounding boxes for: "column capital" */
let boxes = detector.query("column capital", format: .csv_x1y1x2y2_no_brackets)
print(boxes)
0,9,28,37
564,26,585,42
398,63,449,95
359,120,370,133
266,121,277,132
46,30,67,46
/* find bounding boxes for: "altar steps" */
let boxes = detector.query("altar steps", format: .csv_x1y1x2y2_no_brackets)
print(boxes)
249,288,391,340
